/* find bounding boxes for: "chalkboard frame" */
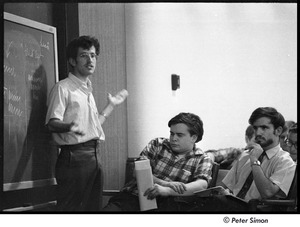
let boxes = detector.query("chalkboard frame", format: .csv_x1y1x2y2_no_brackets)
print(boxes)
3,12,59,191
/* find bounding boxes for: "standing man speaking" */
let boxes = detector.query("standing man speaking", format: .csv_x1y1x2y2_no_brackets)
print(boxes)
45,36,128,211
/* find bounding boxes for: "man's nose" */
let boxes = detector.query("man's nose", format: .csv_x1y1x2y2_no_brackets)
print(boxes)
171,135,178,141
255,128,263,135
87,55,93,62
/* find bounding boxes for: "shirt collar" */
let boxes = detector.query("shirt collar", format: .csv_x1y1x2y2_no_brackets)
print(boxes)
265,143,281,159
68,72,93,94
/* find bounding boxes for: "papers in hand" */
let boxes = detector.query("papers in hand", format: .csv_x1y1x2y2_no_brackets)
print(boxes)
194,186,228,197
135,159,157,211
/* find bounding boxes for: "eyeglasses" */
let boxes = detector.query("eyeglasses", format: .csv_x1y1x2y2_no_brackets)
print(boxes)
79,52,98,60
284,138,297,149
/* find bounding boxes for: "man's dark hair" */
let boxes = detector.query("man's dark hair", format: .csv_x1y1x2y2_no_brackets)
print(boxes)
168,112,204,143
282,120,296,134
67,35,100,62
248,107,285,130
289,123,297,134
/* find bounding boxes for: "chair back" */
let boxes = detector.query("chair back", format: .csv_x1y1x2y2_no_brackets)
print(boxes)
288,165,297,197
208,162,220,188
216,169,229,186
287,164,297,211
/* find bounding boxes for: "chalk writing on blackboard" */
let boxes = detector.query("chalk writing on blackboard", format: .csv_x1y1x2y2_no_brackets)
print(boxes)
3,12,58,191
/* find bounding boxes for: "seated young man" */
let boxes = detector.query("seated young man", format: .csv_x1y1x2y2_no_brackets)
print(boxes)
280,120,296,152
103,112,213,212
284,123,297,163
191,107,296,212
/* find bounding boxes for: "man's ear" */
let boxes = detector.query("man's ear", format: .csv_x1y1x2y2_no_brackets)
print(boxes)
68,58,76,67
192,134,198,143
245,135,249,144
275,126,283,136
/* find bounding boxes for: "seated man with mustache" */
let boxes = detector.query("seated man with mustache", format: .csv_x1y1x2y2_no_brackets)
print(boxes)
192,107,296,212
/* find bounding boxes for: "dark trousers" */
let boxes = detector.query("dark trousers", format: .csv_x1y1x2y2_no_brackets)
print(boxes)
103,193,249,213
102,191,196,212
188,195,249,212
55,140,103,212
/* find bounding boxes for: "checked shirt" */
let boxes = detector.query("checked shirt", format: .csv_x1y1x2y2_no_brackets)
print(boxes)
122,137,213,194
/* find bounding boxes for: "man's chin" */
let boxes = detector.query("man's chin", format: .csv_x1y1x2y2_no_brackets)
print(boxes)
171,147,181,153
259,140,273,149
171,147,179,151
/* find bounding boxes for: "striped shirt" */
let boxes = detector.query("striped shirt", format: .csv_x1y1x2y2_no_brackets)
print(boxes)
223,144,296,202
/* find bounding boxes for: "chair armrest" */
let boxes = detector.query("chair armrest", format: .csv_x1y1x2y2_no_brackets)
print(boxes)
249,199,295,206
103,190,120,197
248,198,296,211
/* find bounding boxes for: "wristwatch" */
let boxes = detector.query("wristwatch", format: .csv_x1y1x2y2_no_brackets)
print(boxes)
251,160,261,167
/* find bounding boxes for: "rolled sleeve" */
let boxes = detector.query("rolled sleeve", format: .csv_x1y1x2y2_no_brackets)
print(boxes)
269,161,296,197
193,155,213,184
45,84,67,125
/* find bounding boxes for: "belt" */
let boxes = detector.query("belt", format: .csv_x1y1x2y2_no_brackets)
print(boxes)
60,139,99,150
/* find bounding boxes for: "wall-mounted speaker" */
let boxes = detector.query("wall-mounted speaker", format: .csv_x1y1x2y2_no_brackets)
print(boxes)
171,74,180,91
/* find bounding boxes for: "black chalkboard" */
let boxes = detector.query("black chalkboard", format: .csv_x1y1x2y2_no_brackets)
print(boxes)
3,12,58,191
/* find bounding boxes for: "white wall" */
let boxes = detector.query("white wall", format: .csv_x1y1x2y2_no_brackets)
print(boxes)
125,3,297,157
